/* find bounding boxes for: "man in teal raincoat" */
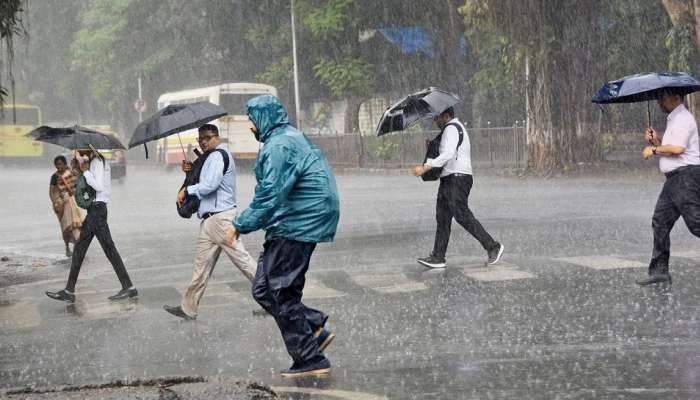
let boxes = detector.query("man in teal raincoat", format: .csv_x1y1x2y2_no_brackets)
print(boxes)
227,94,340,377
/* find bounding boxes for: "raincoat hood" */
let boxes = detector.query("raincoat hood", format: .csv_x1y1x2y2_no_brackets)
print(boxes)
246,95,290,143
233,109,340,243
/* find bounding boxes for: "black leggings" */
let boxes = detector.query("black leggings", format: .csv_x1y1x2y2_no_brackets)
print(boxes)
66,202,133,292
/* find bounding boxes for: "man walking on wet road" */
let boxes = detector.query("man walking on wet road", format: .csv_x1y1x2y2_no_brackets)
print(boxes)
639,89,700,286
412,107,504,269
227,95,339,378
163,124,258,320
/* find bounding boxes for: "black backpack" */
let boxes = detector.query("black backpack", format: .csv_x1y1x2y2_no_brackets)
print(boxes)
177,148,230,218
421,122,464,181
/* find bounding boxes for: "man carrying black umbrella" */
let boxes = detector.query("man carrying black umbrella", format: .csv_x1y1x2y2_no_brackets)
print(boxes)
412,107,504,269
163,124,258,320
639,89,700,285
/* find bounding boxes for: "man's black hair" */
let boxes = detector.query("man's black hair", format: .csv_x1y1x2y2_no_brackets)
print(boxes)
659,88,686,102
54,155,67,165
199,123,219,136
442,107,455,118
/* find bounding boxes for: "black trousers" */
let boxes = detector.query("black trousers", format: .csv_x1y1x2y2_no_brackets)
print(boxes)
432,174,498,259
66,202,133,292
252,237,327,365
650,166,700,275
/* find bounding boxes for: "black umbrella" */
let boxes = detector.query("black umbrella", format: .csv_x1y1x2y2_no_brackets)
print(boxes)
26,125,125,150
129,101,227,159
592,72,700,125
376,87,460,136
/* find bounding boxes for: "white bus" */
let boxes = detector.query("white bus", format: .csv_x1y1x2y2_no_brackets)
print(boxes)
156,82,278,164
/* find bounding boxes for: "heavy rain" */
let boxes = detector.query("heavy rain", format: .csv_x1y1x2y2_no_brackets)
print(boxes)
1,1,700,399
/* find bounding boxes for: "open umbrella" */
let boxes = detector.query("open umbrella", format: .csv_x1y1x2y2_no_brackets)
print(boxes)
592,72,700,125
128,101,227,159
376,87,460,136
26,125,125,150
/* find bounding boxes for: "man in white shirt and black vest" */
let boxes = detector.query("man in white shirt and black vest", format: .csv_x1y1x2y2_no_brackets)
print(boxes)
639,89,700,285
412,107,504,269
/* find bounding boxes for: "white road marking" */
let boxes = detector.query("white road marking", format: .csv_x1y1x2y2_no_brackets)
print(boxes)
463,266,535,281
304,278,346,299
554,256,645,270
672,250,700,260
272,386,388,400
351,273,427,294
0,300,41,330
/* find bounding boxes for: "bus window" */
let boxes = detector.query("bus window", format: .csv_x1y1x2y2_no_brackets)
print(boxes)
0,108,39,125
219,94,258,115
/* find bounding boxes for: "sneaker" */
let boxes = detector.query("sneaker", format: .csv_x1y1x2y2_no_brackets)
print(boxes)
316,329,336,352
46,289,75,303
163,305,196,321
417,255,446,269
108,287,138,301
486,243,504,266
281,357,331,378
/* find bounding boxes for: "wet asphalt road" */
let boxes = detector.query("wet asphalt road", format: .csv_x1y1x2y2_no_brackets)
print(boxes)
1,165,700,399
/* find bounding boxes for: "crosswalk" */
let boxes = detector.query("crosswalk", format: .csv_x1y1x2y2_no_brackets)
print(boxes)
553,255,645,270
3,251,700,331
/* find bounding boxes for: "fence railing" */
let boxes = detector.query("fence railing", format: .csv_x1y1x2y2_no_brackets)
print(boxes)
307,126,527,169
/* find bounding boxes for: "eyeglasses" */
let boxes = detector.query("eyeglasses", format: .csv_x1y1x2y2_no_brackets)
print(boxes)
197,135,216,143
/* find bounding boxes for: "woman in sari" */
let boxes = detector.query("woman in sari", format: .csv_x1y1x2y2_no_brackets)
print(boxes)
49,155,83,257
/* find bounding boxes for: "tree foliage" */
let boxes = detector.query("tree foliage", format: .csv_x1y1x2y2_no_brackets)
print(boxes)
7,0,687,171
0,0,25,111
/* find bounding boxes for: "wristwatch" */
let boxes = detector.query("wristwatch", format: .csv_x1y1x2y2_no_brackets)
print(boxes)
652,145,657,155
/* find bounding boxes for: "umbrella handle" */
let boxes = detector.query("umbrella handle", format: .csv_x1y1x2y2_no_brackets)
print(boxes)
177,133,187,162
647,101,651,128
88,144,103,160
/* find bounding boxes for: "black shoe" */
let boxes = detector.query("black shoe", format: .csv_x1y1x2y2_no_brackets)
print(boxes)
417,255,446,269
636,273,672,286
316,329,336,353
108,287,138,301
163,305,196,321
487,243,505,265
281,357,331,377
46,289,75,303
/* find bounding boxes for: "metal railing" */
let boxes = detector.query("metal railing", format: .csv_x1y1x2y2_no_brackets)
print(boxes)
307,126,527,169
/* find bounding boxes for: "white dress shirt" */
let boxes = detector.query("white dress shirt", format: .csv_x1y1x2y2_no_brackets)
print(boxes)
659,104,700,173
83,157,111,203
425,118,472,177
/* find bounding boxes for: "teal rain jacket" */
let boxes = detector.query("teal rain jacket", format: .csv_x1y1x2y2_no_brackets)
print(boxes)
233,95,340,243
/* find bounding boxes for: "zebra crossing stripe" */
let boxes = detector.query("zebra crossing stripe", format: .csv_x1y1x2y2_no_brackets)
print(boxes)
463,265,535,281
351,273,427,294
0,300,40,330
672,251,700,260
554,256,645,270
303,278,346,299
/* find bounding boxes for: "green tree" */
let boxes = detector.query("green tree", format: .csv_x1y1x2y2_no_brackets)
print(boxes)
463,0,632,172
0,0,25,111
